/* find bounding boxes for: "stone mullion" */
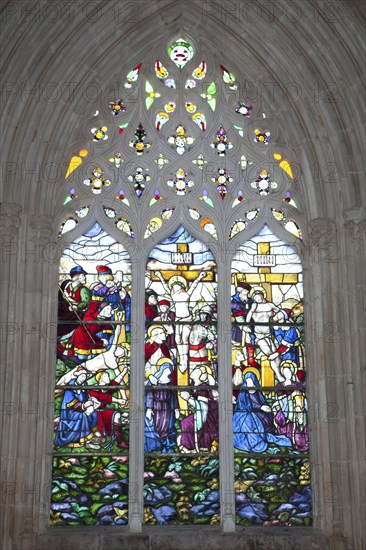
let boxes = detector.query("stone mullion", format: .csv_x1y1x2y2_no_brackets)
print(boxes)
128,257,145,531
33,216,61,534
217,255,235,532
342,208,366,549
12,215,55,545
307,218,337,535
0,203,22,549
326,237,347,541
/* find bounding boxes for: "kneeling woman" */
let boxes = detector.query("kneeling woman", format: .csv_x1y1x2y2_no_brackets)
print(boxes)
233,371,292,453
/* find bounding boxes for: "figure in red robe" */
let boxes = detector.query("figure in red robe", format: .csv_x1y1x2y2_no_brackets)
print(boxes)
66,265,117,359
88,370,128,449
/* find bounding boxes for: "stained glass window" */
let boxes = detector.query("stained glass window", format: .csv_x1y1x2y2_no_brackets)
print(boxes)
54,35,309,530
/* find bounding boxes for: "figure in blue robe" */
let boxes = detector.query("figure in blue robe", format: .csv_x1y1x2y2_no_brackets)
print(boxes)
54,377,97,448
273,324,300,364
106,286,131,340
233,372,292,452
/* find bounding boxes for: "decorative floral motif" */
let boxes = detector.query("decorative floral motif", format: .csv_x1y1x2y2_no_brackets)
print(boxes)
211,126,233,156
168,38,194,68
239,155,253,171
236,101,252,117
83,167,111,194
232,191,247,207
212,168,233,200
185,79,196,89
168,125,195,155
201,81,217,111
155,60,169,80
108,99,126,115
63,187,77,205
103,207,117,218
144,217,163,239
145,81,161,110
129,123,151,154
149,189,163,205
191,60,206,80
271,209,302,239
155,154,170,169
220,64,237,90
192,154,207,170
124,63,142,88
167,169,194,195
118,122,129,135
75,205,90,218
251,169,278,196
155,102,176,131
192,112,206,131
91,126,108,142
128,167,151,197
185,102,197,114
58,217,78,237
199,189,214,207
115,189,130,205
108,153,124,168
229,219,246,239
254,128,270,144
188,209,218,239
115,217,134,238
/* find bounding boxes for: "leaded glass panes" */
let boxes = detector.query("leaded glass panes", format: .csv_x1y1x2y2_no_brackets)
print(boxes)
53,34,310,529
231,225,310,526
52,223,131,526
144,226,219,524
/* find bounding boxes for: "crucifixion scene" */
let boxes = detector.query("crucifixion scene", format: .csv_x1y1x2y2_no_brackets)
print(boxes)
231,225,308,456
144,225,218,455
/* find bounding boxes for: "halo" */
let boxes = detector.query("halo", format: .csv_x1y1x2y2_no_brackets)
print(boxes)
281,298,299,310
249,286,266,299
156,357,174,370
95,370,109,383
280,360,298,375
168,275,187,290
147,324,167,338
243,367,260,381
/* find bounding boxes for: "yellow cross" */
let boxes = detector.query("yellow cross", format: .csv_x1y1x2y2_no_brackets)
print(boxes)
233,242,298,387
233,242,298,301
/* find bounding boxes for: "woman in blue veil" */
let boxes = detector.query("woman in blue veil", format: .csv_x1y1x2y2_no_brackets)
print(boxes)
233,371,292,452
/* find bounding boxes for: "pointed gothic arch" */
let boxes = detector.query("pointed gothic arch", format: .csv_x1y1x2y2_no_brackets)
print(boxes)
1,3,364,548
51,32,314,531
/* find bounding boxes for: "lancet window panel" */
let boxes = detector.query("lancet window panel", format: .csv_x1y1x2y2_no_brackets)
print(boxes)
53,223,131,526
144,225,219,525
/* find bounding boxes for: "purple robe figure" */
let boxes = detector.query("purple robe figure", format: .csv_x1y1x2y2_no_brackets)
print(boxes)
144,360,177,452
180,388,219,451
